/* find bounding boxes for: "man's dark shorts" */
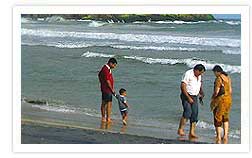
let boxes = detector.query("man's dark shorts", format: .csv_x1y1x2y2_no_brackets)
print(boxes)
102,92,113,102
180,93,198,123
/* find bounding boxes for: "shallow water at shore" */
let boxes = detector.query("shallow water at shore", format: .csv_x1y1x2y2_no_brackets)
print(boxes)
22,102,239,144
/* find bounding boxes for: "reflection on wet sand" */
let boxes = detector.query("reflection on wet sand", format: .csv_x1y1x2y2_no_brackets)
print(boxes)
100,121,112,130
120,125,127,133
177,135,198,143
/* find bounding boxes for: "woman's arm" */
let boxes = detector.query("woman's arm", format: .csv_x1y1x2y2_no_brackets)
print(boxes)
212,77,221,98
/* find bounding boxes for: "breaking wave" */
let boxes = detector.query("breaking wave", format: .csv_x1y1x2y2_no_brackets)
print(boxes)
88,21,107,27
197,120,240,139
21,28,240,48
153,20,241,26
22,97,100,117
81,52,240,74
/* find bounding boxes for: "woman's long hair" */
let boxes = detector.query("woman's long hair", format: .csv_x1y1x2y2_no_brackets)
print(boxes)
212,65,228,76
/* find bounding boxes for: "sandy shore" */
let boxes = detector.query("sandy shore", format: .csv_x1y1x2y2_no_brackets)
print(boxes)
21,119,208,144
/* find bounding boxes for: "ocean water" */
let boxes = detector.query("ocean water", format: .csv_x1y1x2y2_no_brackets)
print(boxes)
21,16,241,143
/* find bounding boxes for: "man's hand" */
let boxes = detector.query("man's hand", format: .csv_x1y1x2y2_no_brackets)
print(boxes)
188,97,194,104
112,89,116,95
199,96,204,106
199,93,205,99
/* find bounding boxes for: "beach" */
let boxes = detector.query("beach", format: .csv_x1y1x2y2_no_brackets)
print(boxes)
22,102,209,144
21,16,241,144
22,119,207,144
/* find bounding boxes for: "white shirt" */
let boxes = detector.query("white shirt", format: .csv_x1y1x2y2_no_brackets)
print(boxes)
181,69,202,96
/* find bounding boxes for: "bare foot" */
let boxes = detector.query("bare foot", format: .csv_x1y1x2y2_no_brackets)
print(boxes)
177,129,186,136
101,117,106,122
107,118,112,123
215,137,222,144
122,120,127,125
223,137,228,144
216,139,221,144
189,133,198,139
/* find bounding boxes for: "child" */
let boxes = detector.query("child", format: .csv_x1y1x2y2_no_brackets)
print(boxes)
114,88,130,125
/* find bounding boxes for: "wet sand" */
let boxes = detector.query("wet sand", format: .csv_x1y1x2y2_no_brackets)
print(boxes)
21,120,208,144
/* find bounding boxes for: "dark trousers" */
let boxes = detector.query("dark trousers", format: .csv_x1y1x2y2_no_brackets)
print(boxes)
180,93,198,123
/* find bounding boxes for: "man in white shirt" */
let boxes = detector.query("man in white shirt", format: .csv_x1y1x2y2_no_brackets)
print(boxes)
177,64,205,139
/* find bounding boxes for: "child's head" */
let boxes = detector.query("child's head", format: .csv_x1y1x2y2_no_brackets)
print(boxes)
119,88,127,96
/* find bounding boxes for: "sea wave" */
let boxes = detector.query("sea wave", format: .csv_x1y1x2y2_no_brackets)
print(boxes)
22,28,240,48
88,21,107,27
21,18,39,24
45,16,66,23
21,18,31,23
81,52,241,74
23,97,100,117
197,120,240,139
217,20,241,26
22,41,240,55
154,20,207,24
152,20,241,26
112,45,240,55
111,45,201,51
31,104,76,113
81,51,115,58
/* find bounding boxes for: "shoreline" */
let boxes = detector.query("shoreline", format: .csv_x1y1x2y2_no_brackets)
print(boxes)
21,119,209,144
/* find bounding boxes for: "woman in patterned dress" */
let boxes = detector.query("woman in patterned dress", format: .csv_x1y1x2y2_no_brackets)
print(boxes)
210,65,232,144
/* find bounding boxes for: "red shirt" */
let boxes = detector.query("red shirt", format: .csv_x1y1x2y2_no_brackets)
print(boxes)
98,64,114,94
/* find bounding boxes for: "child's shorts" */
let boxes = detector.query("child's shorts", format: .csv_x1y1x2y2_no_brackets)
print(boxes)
120,109,128,115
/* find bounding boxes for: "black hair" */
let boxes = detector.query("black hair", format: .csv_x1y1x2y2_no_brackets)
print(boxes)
212,65,228,76
194,64,206,72
119,88,126,95
108,58,117,64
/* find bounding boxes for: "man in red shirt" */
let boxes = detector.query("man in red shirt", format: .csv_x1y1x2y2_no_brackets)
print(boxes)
98,58,117,123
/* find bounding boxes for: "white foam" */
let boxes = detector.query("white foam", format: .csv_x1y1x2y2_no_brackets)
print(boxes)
88,21,107,27
197,120,215,130
21,18,38,24
153,20,241,26
197,120,240,139
80,52,240,74
22,28,240,48
45,16,66,23
222,49,241,55
30,102,100,117
111,45,200,51
112,45,240,55
32,104,76,113
229,130,241,139
224,21,241,26
77,19,92,22
54,43,92,48
133,21,146,24
124,55,241,74
81,51,115,58
21,18,31,23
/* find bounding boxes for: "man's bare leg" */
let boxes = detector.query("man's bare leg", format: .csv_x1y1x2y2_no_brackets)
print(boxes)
106,101,112,122
177,117,187,136
101,101,107,122
189,122,198,139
